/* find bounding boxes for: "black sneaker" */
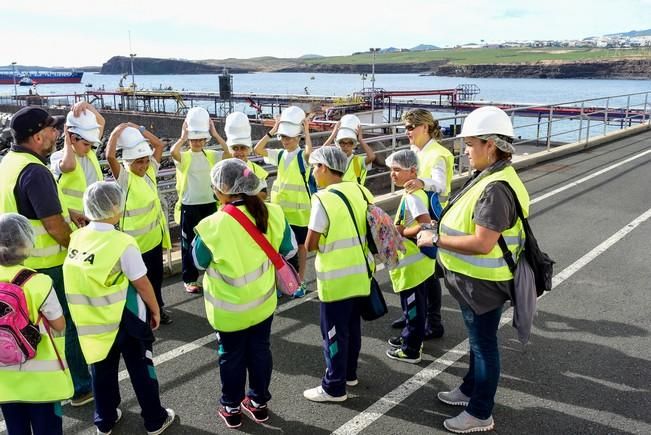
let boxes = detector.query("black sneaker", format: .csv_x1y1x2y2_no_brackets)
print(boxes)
219,406,242,429
391,317,406,329
424,325,444,339
387,336,403,348
241,397,269,423
159,309,173,325
386,348,422,364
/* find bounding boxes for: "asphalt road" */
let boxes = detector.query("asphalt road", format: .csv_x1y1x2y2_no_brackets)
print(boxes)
4,131,651,435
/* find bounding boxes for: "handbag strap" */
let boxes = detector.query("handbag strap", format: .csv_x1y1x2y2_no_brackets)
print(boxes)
222,204,284,269
330,189,373,278
496,181,526,274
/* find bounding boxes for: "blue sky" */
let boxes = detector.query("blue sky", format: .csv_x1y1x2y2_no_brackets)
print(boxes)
1,0,650,67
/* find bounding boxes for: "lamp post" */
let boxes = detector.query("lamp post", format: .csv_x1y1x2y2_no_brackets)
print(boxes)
369,48,380,123
11,62,17,104
129,53,136,109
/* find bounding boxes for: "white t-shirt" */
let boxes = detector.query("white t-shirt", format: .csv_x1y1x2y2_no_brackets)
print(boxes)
117,159,160,192
309,196,329,234
173,151,221,205
264,148,307,168
411,140,448,194
41,288,63,321
88,221,148,320
400,193,429,227
50,150,101,185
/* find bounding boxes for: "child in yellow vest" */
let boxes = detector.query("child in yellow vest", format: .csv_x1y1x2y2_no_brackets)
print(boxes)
170,107,229,294
323,114,375,185
385,150,437,364
105,124,173,325
254,106,313,297
63,181,177,435
0,213,72,435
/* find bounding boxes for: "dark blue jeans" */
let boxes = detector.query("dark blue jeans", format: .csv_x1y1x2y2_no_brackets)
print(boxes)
425,275,444,335
180,202,216,284
399,279,428,357
320,297,363,397
38,265,92,398
217,315,274,408
458,303,503,420
1,402,62,435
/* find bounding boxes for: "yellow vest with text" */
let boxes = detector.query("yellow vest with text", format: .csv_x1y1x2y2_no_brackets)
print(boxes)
58,152,103,215
173,149,220,224
314,182,374,302
196,203,285,332
0,265,73,403
437,166,529,282
417,140,454,207
342,155,367,185
389,189,436,292
0,151,71,269
63,227,135,363
120,165,171,253
270,151,311,226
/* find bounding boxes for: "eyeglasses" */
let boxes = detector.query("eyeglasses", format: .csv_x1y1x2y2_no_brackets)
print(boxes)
338,140,355,146
404,124,420,131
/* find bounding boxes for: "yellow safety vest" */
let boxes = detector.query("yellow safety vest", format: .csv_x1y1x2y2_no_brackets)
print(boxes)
0,151,71,269
389,189,435,292
58,152,103,215
173,150,220,224
314,182,374,302
195,203,286,332
119,165,171,253
63,227,136,363
270,150,311,226
417,140,454,207
247,160,269,181
0,265,73,403
342,155,367,185
437,166,529,282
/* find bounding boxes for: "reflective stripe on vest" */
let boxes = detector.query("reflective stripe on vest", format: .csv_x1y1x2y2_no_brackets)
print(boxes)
66,288,128,307
61,188,84,198
76,323,121,336
124,218,161,237
206,259,272,287
58,152,103,215
0,358,68,372
319,236,360,254
271,182,304,193
417,140,454,208
124,201,156,217
204,284,275,313
270,152,311,226
437,166,529,282
0,151,70,269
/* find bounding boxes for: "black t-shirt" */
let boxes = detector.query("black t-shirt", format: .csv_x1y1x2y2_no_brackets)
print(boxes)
10,145,63,220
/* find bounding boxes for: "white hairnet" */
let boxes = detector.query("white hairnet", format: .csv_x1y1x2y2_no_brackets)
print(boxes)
308,146,348,174
83,181,125,221
210,158,265,196
386,150,419,170
0,213,35,266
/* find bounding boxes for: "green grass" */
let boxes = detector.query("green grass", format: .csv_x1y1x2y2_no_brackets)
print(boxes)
304,47,651,65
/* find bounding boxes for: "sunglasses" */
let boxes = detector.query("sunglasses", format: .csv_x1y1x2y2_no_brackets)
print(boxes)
404,124,420,131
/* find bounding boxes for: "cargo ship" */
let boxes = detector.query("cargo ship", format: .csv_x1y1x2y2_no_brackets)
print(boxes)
0,71,84,85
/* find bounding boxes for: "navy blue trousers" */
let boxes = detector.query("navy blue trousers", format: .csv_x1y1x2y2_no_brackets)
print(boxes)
180,202,216,284
90,311,167,433
399,278,429,357
142,243,164,308
425,275,444,335
216,315,274,408
320,297,363,397
1,402,62,435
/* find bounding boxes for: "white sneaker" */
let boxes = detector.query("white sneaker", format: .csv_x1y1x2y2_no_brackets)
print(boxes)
346,379,359,387
97,408,122,435
443,411,494,433
147,408,177,435
303,386,347,402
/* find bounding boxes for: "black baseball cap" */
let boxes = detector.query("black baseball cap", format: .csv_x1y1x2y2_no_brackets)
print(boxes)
10,106,64,142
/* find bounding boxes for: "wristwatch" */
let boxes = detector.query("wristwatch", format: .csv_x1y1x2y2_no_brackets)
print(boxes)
266,131,274,139
138,125,146,134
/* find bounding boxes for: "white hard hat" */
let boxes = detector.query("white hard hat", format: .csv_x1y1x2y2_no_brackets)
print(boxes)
66,110,101,143
225,112,252,148
457,106,515,139
117,126,149,153
277,106,305,137
185,107,211,139
336,114,360,145
122,142,153,161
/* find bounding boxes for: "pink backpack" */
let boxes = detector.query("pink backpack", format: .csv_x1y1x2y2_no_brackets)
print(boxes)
0,269,42,366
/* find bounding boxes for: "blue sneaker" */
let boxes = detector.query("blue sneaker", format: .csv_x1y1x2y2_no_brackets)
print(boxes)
292,282,307,298
276,289,283,298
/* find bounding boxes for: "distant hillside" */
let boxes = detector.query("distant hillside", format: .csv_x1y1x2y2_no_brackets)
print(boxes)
100,56,252,75
411,44,439,51
607,28,651,37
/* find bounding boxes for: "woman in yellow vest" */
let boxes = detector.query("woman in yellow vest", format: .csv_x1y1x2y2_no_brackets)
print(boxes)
384,150,436,364
0,213,72,435
170,107,228,294
254,106,313,298
392,109,454,339
105,124,173,325
50,102,105,222
192,159,297,429
417,106,529,433
224,112,269,199
63,181,177,435
303,147,374,403
323,114,376,185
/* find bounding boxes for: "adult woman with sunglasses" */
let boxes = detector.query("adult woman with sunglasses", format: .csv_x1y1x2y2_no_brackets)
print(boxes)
391,109,454,339
417,106,529,433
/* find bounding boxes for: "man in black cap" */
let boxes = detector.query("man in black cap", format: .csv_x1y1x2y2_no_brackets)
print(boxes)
0,106,94,406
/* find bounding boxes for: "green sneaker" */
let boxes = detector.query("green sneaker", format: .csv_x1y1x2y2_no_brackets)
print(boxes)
385,348,421,364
